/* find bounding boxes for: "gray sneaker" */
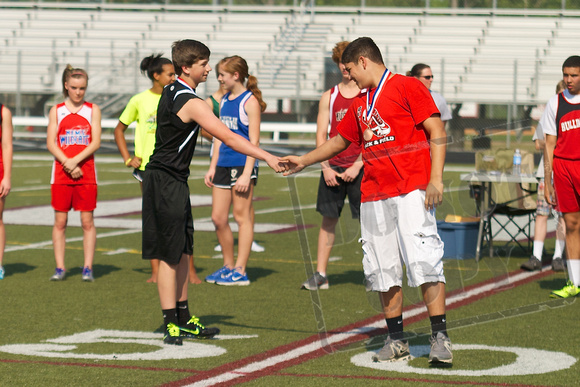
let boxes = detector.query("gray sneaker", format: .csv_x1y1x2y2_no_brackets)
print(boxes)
521,256,542,271
301,272,328,290
372,337,411,362
50,268,66,281
551,257,565,272
429,332,453,364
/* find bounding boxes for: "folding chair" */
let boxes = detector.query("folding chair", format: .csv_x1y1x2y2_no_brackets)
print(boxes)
473,149,537,256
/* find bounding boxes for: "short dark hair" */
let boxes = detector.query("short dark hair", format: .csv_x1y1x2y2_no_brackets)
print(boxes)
407,63,430,77
562,55,580,70
341,37,384,66
171,40,210,76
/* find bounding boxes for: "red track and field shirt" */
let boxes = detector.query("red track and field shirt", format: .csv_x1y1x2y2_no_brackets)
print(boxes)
337,74,439,203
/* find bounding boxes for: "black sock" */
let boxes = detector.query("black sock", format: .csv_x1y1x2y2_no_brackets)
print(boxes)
162,308,178,327
430,314,448,338
386,315,404,341
176,300,191,326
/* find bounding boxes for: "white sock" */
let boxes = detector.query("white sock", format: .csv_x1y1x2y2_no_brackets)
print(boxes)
568,259,580,287
553,239,565,259
532,241,544,260
318,272,326,277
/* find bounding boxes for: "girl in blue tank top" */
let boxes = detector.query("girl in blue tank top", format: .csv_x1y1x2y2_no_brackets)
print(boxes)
204,55,267,286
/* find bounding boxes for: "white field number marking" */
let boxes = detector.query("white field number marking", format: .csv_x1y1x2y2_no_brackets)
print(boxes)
0,330,257,361
352,344,577,376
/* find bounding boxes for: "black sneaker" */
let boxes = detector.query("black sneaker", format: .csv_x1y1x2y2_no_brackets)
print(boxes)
179,316,220,339
551,257,565,272
521,256,542,271
163,323,183,345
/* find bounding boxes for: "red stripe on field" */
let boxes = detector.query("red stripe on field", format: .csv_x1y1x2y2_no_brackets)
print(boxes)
164,268,555,386
274,371,555,386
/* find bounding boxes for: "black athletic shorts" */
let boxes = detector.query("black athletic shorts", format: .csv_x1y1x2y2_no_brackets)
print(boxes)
142,168,193,264
213,166,258,189
316,165,363,219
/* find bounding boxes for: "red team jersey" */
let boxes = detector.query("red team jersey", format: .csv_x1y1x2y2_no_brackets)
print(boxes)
554,92,580,160
328,85,364,167
51,102,97,185
0,104,4,180
337,74,439,203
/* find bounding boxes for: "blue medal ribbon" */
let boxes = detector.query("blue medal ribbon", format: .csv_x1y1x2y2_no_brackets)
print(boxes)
365,69,391,123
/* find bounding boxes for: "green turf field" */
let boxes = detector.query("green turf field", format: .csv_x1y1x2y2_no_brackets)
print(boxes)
0,152,577,386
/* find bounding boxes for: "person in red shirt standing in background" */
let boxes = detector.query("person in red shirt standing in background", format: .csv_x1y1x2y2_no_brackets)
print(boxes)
543,55,580,298
0,103,13,280
301,41,364,290
47,65,101,282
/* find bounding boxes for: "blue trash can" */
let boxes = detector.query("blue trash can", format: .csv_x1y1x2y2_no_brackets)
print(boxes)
437,220,480,259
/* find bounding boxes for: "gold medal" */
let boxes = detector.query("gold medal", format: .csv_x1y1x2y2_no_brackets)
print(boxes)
363,128,374,141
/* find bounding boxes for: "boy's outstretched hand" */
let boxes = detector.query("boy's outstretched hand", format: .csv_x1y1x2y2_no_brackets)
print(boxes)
265,155,289,173
280,155,305,176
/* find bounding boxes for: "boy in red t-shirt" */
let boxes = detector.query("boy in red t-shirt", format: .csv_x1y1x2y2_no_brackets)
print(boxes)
283,37,451,365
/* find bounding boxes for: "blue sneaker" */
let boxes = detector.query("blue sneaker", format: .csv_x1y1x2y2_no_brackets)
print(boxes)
82,267,94,282
205,266,232,284
0,266,4,280
215,268,250,286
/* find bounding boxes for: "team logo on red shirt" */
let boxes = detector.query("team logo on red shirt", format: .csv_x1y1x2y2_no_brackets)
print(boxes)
59,126,91,148
358,107,393,142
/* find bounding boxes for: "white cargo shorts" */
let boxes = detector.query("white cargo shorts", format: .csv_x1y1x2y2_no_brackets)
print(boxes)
360,189,445,291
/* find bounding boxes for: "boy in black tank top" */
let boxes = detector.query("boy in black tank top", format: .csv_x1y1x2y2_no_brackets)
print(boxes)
142,40,286,345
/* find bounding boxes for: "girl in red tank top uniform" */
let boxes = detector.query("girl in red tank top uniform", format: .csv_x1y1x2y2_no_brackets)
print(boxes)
0,104,13,280
46,65,101,282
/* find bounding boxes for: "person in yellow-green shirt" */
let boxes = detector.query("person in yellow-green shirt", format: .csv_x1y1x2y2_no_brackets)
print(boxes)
114,54,200,285
115,54,174,183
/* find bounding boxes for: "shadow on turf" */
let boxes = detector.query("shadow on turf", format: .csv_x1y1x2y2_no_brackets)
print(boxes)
328,270,365,287
247,267,275,282
2,262,35,277
153,312,313,334
538,277,568,290
66,264,121,279
132,267,210,276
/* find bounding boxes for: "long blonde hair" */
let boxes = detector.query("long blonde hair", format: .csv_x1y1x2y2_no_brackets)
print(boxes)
221,55,267,112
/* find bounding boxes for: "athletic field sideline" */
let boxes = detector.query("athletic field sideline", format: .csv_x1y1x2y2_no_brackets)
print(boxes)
0,153,577,386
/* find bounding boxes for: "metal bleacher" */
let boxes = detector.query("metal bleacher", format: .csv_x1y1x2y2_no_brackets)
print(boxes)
1,3,580,117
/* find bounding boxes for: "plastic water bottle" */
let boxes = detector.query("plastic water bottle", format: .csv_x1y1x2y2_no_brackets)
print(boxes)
512,149,521,175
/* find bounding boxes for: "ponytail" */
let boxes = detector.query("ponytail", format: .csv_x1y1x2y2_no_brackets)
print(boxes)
246,75,267,112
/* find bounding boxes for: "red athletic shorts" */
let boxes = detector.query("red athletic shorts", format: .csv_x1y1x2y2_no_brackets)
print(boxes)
553,157,580,213
51,184,97,212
